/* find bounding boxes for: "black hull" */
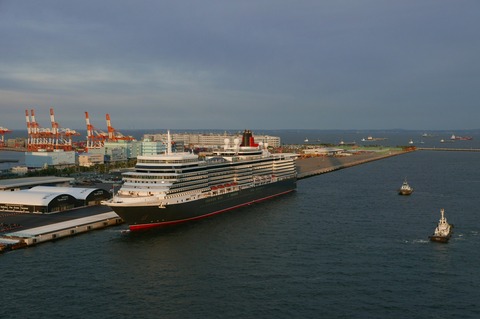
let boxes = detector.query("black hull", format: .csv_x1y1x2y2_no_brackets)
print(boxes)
429,235,451,243
109,178,296,231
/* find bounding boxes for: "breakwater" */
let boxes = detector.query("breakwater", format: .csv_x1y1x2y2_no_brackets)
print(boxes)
417,147,480,152
0,147,27,152
296,149,410,179
0,159,18,163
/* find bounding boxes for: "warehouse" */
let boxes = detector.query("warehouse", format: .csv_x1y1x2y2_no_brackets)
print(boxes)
0,191,77,213
28,186,111,206
0,185,111,213
0,176,74,192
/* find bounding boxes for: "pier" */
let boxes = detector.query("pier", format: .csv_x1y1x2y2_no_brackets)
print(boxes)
0,159,18,163
296,148,410,179
0,147,27,152
417,147,480,152
0,205,123,253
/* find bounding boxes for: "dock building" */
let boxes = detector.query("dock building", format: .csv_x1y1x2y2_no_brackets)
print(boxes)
0,176,74,192
143,132,281,148
28,186,111,206
0,186,111,213
0,191,77,213
141,139,167,155
25,150,76,168
78,153,104,167
104,140,141,161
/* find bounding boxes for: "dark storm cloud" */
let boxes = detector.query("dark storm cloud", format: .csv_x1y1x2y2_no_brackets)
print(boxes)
1,0,479,130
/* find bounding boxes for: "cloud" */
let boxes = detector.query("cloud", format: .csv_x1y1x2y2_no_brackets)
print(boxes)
1,0,480,130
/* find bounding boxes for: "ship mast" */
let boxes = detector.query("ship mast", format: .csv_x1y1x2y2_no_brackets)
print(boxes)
167,130,172,155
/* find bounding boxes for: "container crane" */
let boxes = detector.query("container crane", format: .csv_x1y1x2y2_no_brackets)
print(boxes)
25,109,52,151
0,126,11,147
85,111,108,151
105,113,135,142
25,108,79,151
49,108,80,151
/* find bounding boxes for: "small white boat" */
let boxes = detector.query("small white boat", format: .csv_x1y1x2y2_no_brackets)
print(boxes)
429,209,453,243
398,178,413,195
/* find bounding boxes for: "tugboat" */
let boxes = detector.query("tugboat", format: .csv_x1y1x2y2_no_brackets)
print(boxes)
398,178,413,195
429,209,453,243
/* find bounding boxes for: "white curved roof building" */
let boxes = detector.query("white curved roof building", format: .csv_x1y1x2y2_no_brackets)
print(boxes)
0,186,111,213
0,190,76,213
29,186,110,202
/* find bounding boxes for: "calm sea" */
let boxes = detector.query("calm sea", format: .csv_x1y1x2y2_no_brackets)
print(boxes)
1,132,480,319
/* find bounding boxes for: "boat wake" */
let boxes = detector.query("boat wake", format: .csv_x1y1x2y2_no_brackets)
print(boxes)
404,239,429,244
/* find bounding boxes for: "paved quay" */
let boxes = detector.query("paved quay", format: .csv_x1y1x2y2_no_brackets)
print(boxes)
1,205,123,253
0,204,114,232
417,147,480,152
296,149,410,179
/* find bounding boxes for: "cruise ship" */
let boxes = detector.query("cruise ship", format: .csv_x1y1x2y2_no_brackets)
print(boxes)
103,130,297,231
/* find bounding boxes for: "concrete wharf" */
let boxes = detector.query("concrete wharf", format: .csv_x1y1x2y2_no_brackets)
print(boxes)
0,159,18,163
417,147,480,152
0,147,27,152
296,149,409,179
0,205,123,253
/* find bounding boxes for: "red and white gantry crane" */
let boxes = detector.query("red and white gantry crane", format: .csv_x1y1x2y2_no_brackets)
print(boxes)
105,113,135,142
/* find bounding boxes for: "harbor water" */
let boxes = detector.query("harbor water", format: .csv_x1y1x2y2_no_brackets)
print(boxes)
1,135,480,318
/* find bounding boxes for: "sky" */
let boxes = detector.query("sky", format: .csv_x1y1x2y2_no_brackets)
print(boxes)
1,0,479,131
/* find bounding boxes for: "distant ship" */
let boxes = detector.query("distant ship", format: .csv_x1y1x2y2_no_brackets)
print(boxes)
361,136,387,142
440,138,454,143
450,134,473,141
103,130,297,231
